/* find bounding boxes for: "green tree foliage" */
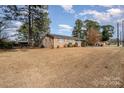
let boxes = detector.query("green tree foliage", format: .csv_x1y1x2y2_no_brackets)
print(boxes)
0,6,16,41
1,5,26,42
101,25,114,41
0,21,6,40
18,5,51,46
72,19,102,46
0,19,15,49
30,6,51,47
84,20,100,31
18,22,28,41
3,5,51,47
72,19,84,39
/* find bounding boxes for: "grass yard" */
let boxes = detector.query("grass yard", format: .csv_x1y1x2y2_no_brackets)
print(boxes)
0,47,124,88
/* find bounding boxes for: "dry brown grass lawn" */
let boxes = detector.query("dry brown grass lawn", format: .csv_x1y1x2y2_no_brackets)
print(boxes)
0,47,124,88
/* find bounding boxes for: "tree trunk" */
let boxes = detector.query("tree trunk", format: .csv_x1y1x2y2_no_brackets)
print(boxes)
28,5,32,46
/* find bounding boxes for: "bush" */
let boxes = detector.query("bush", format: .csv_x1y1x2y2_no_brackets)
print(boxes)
67,43,73,47
74,42,78,47
57,45,59,48
81,42,86,47
0,41,13,49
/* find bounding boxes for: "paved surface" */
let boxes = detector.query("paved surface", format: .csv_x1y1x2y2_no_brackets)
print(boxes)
0,47,124,87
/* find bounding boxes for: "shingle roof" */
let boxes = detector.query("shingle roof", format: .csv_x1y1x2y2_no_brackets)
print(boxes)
47,34,85,41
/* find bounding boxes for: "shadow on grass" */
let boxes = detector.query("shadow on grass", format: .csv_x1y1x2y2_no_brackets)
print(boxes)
0,48,29,53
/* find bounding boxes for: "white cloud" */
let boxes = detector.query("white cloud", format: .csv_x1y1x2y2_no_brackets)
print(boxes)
107,8,123,16
60,5,75,14
79,8,124,22
101,5,123,9
100,5,114,8
79,10,110,21
58,24,73,32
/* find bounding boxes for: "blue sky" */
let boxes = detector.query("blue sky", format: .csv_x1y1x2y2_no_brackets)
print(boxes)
48,5,124,38
1,5,124,40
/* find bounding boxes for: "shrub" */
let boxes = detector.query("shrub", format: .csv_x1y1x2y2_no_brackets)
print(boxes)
0,41,13,49
57,45,59,48
67,43,73,47
81,42,86,47
40,45,45,48
74,42,78,47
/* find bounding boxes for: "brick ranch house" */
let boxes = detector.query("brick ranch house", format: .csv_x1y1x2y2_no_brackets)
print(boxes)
42,34,84,48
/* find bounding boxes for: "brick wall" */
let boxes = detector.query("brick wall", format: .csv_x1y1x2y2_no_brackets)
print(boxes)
42,36,82,48
42,36,54,48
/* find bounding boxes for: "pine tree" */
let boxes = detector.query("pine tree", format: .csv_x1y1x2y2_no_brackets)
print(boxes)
3,5,51,47
72,19,84,39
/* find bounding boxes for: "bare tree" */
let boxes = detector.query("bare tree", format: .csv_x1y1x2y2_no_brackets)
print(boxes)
87,28,101,46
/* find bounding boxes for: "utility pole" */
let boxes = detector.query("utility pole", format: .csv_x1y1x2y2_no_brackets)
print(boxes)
122,20,124,47
117,22,119,46
120,23,122,45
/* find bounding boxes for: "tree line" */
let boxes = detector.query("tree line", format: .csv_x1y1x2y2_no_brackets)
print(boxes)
72,19,114,46
0,6,114,49
0,5,50,48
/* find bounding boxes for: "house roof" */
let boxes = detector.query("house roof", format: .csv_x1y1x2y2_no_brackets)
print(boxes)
47,34,85,41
